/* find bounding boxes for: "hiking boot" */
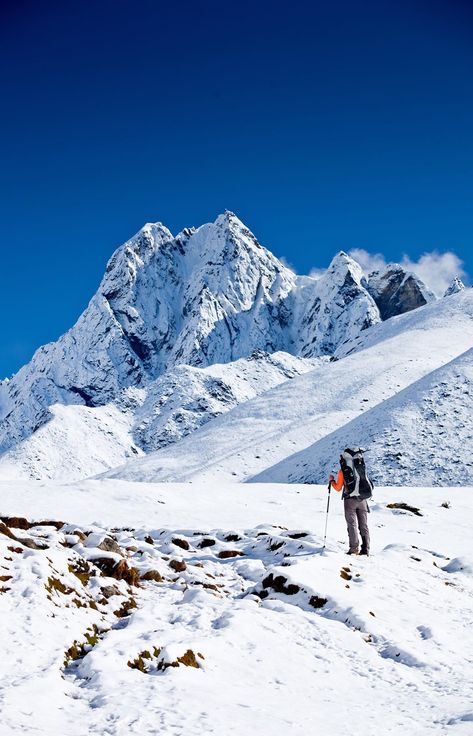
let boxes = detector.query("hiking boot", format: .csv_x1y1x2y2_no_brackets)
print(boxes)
359,549,369,556
346,549,359,555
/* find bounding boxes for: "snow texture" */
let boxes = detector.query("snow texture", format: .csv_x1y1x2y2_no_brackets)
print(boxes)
0,480,472,736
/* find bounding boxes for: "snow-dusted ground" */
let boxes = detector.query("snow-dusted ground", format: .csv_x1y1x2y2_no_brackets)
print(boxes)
1,480,472,735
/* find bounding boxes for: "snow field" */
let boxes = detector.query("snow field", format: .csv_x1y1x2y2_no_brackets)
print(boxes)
1,481,472,735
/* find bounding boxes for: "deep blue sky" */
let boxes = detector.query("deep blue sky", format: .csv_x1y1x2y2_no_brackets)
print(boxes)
1,0,472,377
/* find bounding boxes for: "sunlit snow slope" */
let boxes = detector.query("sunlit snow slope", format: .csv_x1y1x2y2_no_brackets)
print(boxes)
104,290,473,485
0,352,318,481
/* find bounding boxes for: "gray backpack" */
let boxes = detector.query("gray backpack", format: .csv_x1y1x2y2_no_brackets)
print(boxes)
339,447,373,499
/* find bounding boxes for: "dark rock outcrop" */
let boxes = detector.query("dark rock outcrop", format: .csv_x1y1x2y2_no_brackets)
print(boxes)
368,265,435,320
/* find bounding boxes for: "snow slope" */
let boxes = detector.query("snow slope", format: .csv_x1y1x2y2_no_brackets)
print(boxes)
255,347,473,486
1,479,472,736
0,352,319,482
104,290,473,485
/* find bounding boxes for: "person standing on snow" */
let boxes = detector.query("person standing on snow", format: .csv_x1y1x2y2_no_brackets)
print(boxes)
329,448,373,556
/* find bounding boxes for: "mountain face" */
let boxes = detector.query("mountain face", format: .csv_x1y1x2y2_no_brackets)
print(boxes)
296,253,380,356
104,290,473,486
0,351,319,481
444,277,465,297
0,212,443,476
367,265,435,320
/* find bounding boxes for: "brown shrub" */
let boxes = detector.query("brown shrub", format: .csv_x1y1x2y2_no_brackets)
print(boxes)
45,576,74,596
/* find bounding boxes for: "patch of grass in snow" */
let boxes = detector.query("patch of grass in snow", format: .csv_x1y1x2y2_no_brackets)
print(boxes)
127,648,204,674
63,625,103,667
114,597,137,618
45,576,74,596
68,559,94,586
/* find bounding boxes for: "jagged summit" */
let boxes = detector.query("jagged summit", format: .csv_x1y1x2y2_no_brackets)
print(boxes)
444,277,465,297
0,212,445,467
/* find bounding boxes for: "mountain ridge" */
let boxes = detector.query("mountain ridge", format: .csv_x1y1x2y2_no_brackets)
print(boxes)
0,211,466,482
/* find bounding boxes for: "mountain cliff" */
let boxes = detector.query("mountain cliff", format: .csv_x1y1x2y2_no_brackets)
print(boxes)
0,212,446,479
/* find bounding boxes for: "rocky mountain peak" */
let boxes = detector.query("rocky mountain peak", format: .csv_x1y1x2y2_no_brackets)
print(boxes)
444,277,465,297
368,264,435,320
0,212,443,462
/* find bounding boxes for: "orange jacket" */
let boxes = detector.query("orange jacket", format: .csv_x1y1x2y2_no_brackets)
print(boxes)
329,469,345,492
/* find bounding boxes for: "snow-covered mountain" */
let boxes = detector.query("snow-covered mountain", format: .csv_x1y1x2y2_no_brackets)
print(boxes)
0,211,466,482
103,290,473,486
0,213,360,457
0,352,320,481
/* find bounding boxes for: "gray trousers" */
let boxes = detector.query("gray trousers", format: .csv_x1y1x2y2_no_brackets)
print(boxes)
344,497,370,553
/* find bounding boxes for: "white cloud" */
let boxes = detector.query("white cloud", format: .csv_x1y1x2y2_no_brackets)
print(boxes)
401,251,467,297
308,267,326,280
278,256,296,274
347,248,388,276
346,248,468,297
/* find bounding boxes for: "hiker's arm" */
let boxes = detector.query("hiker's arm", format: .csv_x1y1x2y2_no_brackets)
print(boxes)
329,469,344,492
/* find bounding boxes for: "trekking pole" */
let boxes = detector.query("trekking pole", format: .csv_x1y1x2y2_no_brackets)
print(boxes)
323,482,331,548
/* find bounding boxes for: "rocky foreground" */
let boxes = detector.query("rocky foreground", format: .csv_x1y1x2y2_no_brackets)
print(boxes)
1,481,472,735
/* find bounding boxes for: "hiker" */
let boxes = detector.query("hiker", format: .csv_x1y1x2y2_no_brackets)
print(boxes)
329,448,373,556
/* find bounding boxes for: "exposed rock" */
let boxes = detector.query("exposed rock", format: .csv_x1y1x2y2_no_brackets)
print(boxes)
100,584,121,598
386,502,423,516
169,559,187,572
0,522,45,550
199,538,216,548
97,536,123,555
140,570,163,582
218,550,244,559
309,595,328,608
262,573,300,595
368,265,435,320
93,558,141,586
172,537,190,551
